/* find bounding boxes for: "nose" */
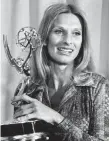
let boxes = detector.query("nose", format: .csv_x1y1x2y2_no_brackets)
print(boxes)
63,34,73,45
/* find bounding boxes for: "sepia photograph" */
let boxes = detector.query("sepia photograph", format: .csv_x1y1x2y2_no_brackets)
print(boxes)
1,0,109,140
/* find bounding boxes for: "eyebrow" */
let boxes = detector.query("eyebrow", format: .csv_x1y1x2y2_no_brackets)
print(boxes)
52,26,82,31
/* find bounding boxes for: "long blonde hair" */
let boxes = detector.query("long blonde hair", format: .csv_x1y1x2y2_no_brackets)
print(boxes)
31,3,94,83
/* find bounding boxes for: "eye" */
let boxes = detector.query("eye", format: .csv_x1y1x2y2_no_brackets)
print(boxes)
54,29,63,35
73,31,81,36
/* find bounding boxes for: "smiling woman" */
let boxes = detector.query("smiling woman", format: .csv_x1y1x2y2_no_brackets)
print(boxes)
6,3,109,141
47,13,82,65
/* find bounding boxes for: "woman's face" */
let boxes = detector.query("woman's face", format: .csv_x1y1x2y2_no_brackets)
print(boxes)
47,13,82,65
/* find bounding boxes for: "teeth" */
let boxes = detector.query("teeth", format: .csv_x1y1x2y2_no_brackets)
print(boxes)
58,47,73,52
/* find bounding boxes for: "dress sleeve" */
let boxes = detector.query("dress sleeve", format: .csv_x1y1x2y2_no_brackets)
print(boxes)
56,78,109,141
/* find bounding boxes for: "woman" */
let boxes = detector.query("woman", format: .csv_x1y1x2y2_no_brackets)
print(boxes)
12,3,109,141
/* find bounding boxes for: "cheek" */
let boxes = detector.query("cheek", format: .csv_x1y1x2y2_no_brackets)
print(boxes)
47,35,58,56
76,38,82,50
47,36,56,56
73,39,82,58
48,34,61,47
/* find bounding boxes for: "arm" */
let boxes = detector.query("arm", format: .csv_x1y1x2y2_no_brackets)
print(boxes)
12,78,109,141
56,78,109,141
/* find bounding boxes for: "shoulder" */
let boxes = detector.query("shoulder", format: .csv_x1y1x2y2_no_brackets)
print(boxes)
90,73,109,113
91,72,109,88
74,71,109,88
89,72,109,97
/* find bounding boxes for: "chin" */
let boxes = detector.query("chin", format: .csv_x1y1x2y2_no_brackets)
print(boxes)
50,57,74,65
48,53,76,65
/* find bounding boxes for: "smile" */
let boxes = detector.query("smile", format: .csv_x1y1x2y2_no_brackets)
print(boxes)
58,47,73,54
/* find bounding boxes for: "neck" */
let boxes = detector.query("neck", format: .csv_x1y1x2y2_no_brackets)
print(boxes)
49,62,74,90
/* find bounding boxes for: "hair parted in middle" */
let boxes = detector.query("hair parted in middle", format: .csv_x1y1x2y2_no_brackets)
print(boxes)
31,3,94,82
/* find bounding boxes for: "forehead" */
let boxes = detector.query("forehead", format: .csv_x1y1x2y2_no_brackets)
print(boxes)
53,13,82,29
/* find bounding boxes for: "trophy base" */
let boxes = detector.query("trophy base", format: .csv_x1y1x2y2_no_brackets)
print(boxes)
1,120,55,140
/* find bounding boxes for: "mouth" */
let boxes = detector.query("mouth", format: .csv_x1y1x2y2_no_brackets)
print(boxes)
57,47,73,54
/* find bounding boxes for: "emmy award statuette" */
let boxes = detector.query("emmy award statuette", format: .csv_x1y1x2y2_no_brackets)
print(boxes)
1,27,53,141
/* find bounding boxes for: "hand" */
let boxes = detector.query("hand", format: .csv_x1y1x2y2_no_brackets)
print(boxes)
12,94,64,124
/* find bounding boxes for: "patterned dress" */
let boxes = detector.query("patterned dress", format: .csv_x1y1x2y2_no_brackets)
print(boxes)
14,72,109,141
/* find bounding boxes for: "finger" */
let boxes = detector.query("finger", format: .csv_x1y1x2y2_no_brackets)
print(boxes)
14,107,34,118
11,100,22,107
14,103,33,115
11,79,27,104
17,113,36,121
11,80,27,102
12,94,35,103
17,79,27,96
20,103,33,110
